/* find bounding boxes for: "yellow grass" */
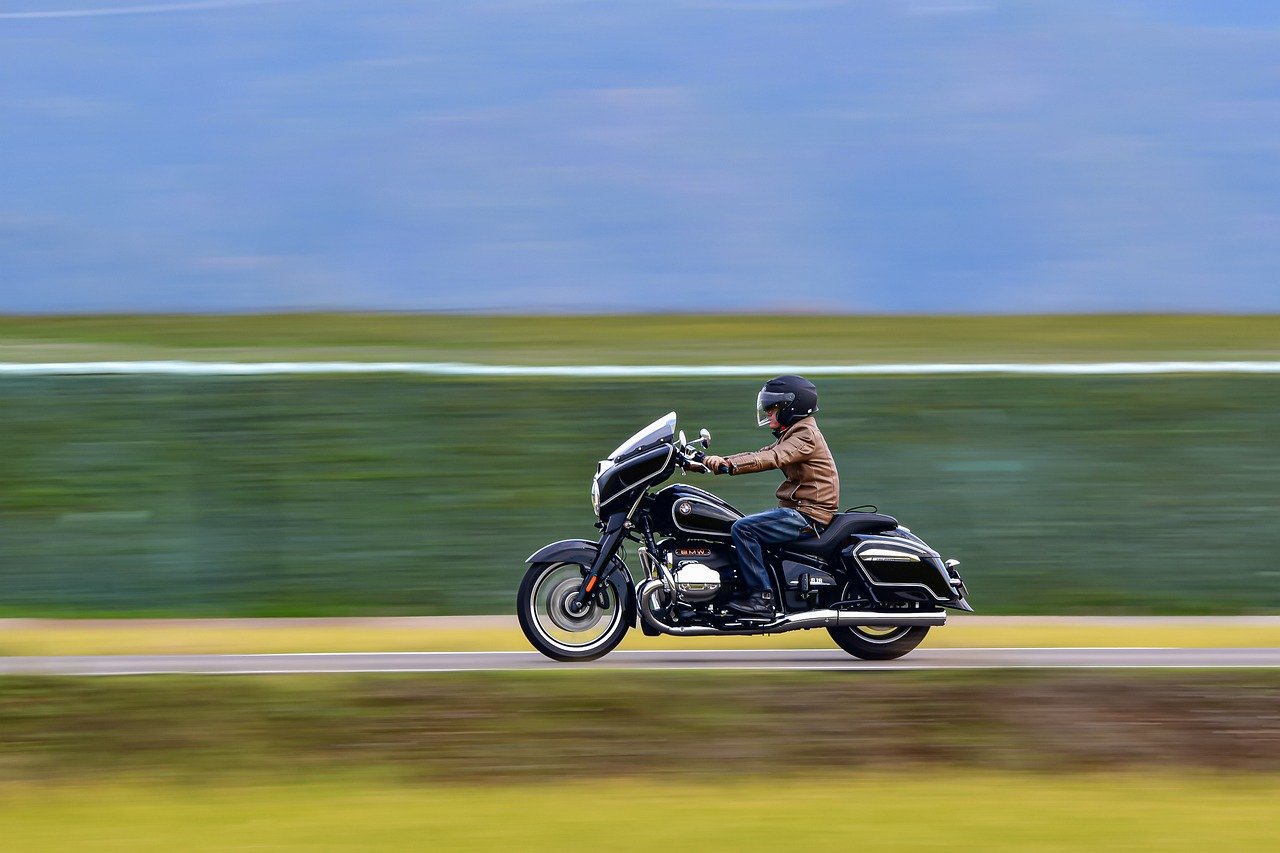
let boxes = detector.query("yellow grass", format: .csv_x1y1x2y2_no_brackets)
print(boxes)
1,773,1277,851
0,617,1276,657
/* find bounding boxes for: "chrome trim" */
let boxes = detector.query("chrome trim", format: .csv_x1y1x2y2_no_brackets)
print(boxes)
626,482,648,520
854,536,933,556
635,579,945,636
858,548,921,562
850,543,952,602
656,561,676,595
637,546,659,580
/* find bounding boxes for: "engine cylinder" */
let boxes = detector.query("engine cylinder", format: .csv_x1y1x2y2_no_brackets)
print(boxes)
671,561,722,603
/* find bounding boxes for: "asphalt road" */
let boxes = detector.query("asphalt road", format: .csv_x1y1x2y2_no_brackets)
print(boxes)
1,647,1278,675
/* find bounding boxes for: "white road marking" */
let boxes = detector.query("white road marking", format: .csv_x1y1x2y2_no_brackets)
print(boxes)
3,647,1278,675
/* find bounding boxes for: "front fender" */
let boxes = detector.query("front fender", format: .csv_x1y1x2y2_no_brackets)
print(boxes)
525,539,637,627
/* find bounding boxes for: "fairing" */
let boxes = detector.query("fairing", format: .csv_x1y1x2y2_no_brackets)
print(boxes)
608,412,677,460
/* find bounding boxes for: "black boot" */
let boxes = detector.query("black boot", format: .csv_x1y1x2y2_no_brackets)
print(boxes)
727,590,775,618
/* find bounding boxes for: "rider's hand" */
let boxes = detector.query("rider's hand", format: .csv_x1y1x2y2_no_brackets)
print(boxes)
702,454,729,474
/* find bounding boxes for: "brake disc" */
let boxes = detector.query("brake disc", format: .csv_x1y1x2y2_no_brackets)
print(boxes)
545,576,606,633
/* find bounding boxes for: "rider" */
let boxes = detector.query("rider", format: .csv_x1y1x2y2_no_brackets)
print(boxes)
701,375,840,618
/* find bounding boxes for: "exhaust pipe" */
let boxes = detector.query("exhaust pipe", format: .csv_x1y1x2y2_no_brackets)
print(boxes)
635,578,946,636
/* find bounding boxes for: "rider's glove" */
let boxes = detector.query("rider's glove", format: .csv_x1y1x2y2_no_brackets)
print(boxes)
702,454,730,474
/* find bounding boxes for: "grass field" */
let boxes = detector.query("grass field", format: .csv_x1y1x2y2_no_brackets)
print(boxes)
4,774,1278,852
0,671,1276,779
1,373,1276,616
1,314,1277,617
0,670,1277,850
2,313,1279,363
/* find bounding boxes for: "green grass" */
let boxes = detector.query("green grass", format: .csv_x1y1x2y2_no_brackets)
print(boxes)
0,373,1277,615
1,313,1279,363
1,672,1277,782
3,773,1278,852
0,670,1278,850
1,313,1278,616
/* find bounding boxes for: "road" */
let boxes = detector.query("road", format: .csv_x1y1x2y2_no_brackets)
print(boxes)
1,646,1278,675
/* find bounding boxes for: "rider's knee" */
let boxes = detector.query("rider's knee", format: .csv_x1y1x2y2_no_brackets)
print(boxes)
731,517,757,539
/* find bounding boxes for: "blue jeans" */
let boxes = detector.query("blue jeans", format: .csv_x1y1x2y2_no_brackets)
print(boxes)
730,508,811,593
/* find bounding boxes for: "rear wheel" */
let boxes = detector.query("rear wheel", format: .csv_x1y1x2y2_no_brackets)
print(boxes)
827,623,929,661
517,562,629,662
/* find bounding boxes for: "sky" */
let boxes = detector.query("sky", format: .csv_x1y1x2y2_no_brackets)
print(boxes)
1,0,1279,313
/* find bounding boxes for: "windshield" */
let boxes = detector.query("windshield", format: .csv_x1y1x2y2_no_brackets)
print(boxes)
608,412,677,459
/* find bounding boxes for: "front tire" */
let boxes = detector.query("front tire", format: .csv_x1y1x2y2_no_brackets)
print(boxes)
827,624,929,660
518,562,629,662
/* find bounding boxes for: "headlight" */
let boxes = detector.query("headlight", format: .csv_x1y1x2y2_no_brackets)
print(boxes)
590,459,612,517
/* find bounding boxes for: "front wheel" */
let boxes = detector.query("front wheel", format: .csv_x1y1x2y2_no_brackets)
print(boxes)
827,624,930,661
518,562,629,662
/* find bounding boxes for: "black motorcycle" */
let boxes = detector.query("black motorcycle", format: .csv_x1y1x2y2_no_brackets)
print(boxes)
517,413,972,662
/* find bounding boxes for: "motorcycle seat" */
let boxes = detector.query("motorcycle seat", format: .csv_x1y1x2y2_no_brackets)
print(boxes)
782,511,898,556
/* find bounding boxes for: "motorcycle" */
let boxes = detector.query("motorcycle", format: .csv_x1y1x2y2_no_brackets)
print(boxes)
517,412,972,662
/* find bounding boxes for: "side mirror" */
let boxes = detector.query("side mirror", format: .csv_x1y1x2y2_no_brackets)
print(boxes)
699,428,711,448
678,430,688,447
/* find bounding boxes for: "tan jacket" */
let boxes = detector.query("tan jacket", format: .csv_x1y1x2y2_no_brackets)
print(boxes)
723,417,840,525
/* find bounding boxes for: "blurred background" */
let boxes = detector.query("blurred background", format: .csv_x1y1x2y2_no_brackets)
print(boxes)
1,1,1278,616
3,1,1280,314
2,2,1279,849
1,358,1278,616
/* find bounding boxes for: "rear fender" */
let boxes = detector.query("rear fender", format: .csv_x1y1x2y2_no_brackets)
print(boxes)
525,539,637,626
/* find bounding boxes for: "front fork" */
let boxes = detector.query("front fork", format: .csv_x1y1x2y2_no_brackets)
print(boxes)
571,512,629,611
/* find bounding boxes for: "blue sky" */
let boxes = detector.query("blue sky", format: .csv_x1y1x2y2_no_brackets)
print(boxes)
2,0,1279,312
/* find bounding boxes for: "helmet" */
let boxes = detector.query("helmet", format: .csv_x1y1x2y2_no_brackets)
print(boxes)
756,375,819,427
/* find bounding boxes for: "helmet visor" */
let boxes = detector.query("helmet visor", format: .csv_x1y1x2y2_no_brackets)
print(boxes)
756,390,794,427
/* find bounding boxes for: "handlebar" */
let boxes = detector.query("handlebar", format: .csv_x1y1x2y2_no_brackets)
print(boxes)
674,442,704,472
676,444,728,474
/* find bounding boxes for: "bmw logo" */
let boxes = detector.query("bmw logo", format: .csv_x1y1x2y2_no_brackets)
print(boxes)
677,501,692,515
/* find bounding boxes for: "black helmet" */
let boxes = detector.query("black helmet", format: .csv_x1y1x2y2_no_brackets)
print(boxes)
756,375,819,427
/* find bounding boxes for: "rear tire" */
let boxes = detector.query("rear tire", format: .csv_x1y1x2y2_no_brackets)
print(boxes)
827,624,929,660
518,562,629,662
